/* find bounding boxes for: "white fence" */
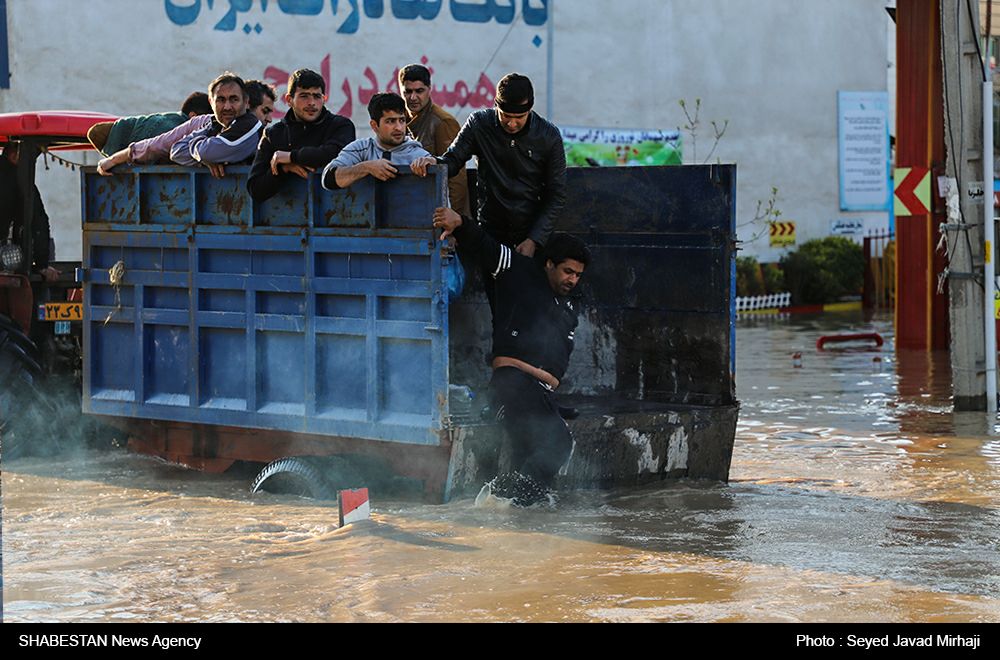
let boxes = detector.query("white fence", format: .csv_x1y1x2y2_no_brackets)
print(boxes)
735,292,791,312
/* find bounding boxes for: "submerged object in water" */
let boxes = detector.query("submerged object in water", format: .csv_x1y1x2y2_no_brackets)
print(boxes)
476,472,555,508
816,333,883,351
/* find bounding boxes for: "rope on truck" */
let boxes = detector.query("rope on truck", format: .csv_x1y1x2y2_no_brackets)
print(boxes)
103,260,126,326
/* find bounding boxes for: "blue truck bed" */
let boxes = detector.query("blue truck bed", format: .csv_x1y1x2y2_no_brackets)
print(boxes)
80,163,738,500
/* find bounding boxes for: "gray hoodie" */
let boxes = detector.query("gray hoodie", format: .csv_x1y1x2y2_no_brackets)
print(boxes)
321,136,431,190
170,112,262,167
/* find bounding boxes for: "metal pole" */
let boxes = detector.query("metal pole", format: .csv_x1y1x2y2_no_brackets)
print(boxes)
546,0,554,120
984,79,997,413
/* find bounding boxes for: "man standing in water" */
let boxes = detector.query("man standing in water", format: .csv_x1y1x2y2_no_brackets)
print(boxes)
433,206,589,506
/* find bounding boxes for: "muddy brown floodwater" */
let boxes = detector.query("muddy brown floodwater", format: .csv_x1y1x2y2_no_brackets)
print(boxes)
3,311,999,622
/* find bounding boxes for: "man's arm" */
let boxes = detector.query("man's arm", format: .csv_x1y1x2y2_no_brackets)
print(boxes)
434,207,512,280
97,148,130,176
130,115,212,165
329,160,396,188
437,111,481,178
172,114,262,167
321,140,396,189
101,116,209,175
247,131,284,201
526,129,567,248
291,117,356,169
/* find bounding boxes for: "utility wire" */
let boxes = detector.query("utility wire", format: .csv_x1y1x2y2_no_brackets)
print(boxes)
479,11,523,77
967,0,988,81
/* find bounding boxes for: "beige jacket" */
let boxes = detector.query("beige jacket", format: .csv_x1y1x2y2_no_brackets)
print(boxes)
407,102,470,216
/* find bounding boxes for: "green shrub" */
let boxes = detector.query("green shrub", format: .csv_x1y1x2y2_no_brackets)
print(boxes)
736,256,765,297
736,257,786,297
780,237,864,305
762,262,784,294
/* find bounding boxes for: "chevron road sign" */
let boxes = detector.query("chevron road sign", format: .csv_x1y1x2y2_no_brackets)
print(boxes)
894,167,930,216
769,221,796,247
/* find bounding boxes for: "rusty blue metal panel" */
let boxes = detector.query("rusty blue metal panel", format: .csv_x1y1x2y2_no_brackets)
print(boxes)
81,166,449,446
81,163,735,450
83,165,441,232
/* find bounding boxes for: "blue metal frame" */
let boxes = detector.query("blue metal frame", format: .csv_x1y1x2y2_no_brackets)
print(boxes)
0,0,9,89
81,165,450,446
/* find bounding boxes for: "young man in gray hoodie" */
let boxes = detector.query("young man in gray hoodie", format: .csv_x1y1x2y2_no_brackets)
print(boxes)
321,93,432,189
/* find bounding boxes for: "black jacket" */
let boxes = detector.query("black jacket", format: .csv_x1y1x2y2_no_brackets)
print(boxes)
438,109,566,248
454,217,578,381
0,158,51,269
248,107,356,201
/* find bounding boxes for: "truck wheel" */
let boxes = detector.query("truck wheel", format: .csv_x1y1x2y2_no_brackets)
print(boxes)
0,314,41,366
250,457,333,500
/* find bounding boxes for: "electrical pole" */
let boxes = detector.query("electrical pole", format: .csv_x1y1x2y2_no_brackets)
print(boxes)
941,0,988,410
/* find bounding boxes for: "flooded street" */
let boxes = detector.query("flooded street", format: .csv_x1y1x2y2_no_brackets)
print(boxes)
3,312,999,622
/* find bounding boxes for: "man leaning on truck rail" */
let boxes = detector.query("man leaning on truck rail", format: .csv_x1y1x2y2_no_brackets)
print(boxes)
88,91,212,157
168,73,262,177
321,93,434,190
246,80,278,129
97,72,261,179
248,68,356,202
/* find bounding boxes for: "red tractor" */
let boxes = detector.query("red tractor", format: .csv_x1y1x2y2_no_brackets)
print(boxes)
0,111,115,458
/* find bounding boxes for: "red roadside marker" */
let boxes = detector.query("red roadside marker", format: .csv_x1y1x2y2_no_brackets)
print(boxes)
338,488,370,526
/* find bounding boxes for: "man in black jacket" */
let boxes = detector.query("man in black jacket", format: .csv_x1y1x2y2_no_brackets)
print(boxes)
434,206,589,503
413,73,566,258
247,69,356,201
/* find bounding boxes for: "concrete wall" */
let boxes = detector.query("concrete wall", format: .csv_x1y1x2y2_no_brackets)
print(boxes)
1,0,890,262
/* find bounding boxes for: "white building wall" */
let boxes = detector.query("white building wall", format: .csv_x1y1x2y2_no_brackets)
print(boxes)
1,0,890,263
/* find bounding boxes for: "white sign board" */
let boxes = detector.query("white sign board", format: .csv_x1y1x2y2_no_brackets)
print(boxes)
966,180,986,206
830,218,865,236
838,91,890,212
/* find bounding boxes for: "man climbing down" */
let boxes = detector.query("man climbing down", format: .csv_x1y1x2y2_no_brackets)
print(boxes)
433,206,590,506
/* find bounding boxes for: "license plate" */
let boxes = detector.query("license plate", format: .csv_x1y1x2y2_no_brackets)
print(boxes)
37,302,83,321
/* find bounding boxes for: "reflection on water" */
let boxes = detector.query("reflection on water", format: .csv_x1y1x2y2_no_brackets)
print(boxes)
3,311,999,622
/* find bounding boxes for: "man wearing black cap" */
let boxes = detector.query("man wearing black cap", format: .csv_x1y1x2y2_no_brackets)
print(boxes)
412,73,566,259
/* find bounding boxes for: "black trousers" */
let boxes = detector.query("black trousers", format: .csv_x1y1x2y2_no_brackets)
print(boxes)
490,366,573,487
